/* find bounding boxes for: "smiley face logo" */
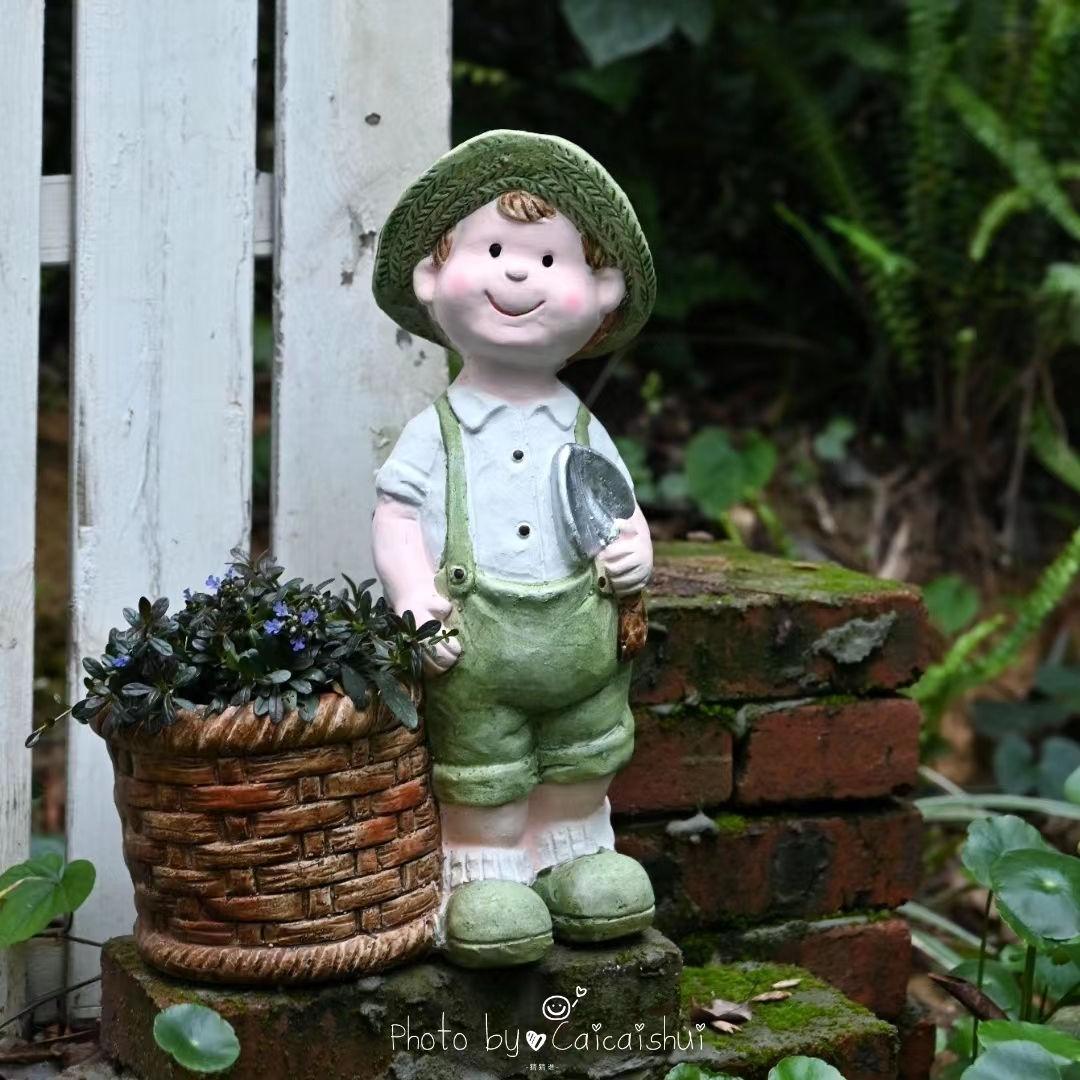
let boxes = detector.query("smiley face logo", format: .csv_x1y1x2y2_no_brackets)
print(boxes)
542,995,572,1022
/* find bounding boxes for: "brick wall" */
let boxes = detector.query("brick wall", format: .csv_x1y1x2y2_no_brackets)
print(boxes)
612,542,931,1027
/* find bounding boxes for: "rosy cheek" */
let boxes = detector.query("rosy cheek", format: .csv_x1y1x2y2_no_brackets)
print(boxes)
562,292,583,314
442,270,472,298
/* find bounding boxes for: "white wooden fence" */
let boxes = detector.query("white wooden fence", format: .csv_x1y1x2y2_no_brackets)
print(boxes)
0,0,450,1021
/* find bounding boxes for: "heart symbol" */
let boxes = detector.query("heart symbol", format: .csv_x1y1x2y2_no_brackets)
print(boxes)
696,1023,706,1031
635,1023,645,1032
591,1023,602,1032
526,1031,546,1051
575,986,588,998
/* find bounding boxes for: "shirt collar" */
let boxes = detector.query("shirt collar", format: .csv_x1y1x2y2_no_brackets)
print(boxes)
448,382,580,433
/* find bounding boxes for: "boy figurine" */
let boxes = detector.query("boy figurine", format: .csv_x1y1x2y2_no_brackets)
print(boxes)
371,130,656,968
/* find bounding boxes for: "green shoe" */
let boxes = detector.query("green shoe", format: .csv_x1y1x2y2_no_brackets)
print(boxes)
533,850,655,943
443,880,554,968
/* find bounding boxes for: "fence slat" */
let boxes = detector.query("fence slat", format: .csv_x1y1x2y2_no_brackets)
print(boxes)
67,0,258,1015
272,0,450,584
0,0,45,1024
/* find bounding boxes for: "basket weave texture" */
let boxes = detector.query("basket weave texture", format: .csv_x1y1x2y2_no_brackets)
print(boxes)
95,693,441,986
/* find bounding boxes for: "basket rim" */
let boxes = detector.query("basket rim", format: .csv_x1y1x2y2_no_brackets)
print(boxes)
90,691,401,756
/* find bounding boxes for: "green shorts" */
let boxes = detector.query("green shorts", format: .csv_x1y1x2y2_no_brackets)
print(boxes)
424,566,635,807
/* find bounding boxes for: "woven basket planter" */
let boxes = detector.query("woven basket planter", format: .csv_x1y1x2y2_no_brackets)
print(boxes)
93,693,442,986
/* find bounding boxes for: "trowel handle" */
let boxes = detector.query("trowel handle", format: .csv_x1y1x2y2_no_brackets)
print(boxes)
617,592,648,663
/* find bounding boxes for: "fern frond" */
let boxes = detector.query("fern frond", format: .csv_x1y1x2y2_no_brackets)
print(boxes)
944,77,1080,244
825,216,916,279
908,614,1006,725
1037,262,1080,347
968,187,1033,262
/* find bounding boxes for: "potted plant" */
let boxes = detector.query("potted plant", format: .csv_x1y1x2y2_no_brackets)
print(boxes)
34,549,451,986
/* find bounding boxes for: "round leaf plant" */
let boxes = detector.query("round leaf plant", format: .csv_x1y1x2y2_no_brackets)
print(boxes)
153,1004,240,1074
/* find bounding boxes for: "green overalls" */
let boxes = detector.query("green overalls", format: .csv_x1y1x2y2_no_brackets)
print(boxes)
425,393,635,808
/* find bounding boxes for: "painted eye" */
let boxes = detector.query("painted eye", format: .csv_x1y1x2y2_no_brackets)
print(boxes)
542,254,554,267
489,243,502,258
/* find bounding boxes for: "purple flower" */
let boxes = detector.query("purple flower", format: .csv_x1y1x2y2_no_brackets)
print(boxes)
225,567,239,580
264,618,284,635
273,601,289,617
110,655,131,669
205,575,221,592
290,636,306,652
299,608,317,626
183,587,192,602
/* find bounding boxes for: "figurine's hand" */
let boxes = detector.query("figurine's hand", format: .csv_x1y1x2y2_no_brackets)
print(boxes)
597,511,653,597
397,593,462,676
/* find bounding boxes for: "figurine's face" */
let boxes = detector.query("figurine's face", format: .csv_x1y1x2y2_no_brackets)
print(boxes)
413,199,625,367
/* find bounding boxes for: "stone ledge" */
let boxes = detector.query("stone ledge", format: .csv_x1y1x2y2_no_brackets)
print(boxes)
100,931,682,1080
634,543,933,704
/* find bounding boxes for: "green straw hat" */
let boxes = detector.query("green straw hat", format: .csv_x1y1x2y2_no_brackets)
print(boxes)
372,129,655,359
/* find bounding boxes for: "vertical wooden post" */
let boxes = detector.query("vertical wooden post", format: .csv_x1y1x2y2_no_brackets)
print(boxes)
67,0,258,1014
0,0,46,1025
272,0,451,585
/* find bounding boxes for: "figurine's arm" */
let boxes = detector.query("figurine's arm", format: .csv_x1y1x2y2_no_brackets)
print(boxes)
372,495,462,673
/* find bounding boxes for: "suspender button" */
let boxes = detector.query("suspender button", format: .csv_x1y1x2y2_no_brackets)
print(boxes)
451,566,467,583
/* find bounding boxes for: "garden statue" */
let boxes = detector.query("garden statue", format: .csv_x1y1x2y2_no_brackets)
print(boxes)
371,129,657,968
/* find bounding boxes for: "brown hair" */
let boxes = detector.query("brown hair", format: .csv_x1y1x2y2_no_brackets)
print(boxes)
431,190,619,354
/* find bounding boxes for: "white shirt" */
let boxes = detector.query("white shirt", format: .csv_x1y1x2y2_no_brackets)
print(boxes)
375,383,634,582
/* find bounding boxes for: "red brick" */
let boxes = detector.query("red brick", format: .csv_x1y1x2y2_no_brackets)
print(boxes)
705,914,912,1020
898,1003,936,1080
610,708,733,815
616,801,922,933
633,543,933,704
734,698,921,806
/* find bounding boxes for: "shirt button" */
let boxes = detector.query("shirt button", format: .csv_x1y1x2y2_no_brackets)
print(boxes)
512,449,524,461
518,523,531,538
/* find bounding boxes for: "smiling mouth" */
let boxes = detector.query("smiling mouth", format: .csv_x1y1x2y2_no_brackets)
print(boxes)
486,293,545,318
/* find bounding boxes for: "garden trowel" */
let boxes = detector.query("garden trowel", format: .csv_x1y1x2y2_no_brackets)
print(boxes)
552,444,648,662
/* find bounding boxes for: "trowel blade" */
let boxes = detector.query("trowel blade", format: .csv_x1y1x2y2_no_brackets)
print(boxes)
552,443,636,560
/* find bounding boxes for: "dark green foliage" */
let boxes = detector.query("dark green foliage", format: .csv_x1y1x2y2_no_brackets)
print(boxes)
39,550,452,740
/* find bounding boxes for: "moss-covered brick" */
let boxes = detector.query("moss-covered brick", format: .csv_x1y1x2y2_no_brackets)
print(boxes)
610,707,734,815
733,698,921,807
676,913,911,1021
633,543,933,705
680,962,898,1080
616,801,922,936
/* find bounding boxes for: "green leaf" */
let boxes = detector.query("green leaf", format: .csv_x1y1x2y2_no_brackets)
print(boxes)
559,0,712,68
992,850,1080,946
961,1039,1065,1079
268,669,292,685
951,960,1023,1019
922,574,981,637
685,427,745,519
973,699,1072,738
153,1004,240,1073
994,733,1039,795
812,417,857,465
0,858,95,947
979,1020,1080,1065
1032,410,1080,498
1040,264,1080,346
823,216,915,278
768,1057,847,1080
961,814,1054,890
371,668,418,732
1065,767,1080,806
1041,739,1080,800
774,203,852,291
740,431,778,495
340,665,369,710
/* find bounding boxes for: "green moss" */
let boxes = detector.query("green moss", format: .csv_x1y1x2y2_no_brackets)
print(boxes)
679,933,720,968
713,813,748,835
652,541,920,604
681,962,895,1073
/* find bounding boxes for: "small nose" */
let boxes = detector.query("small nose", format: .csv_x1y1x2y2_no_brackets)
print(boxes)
505,267,528,282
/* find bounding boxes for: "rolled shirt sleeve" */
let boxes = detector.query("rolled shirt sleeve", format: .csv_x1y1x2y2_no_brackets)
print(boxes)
375,405,443,508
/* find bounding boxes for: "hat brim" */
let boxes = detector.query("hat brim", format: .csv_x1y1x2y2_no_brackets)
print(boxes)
372,129,655,360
